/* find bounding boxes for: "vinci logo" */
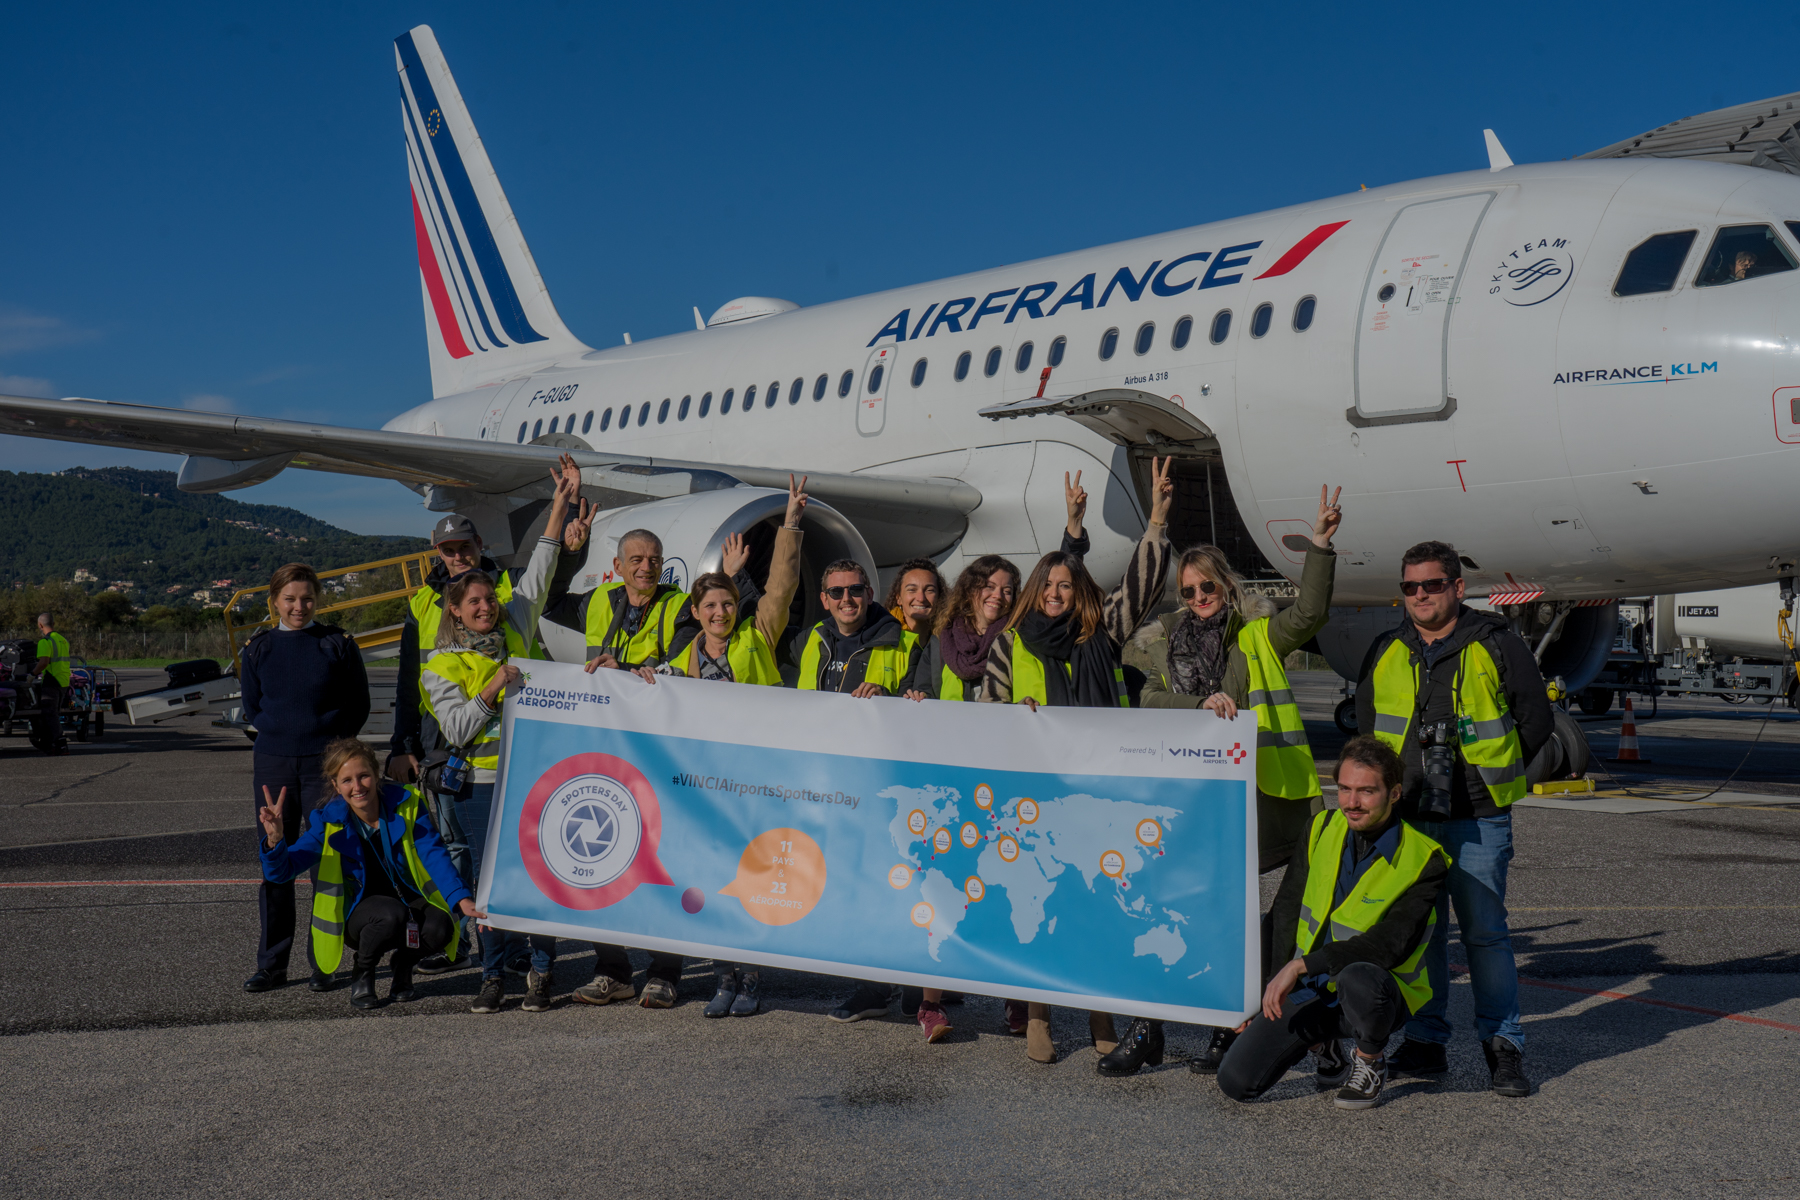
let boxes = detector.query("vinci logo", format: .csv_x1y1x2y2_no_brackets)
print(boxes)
518,753,673,909
1169,743,1249,765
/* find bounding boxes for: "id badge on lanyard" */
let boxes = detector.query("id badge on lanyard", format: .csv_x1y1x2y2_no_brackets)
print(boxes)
406,920,421,949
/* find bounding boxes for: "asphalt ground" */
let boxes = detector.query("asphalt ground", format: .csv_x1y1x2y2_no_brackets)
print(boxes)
3,670,1799,1197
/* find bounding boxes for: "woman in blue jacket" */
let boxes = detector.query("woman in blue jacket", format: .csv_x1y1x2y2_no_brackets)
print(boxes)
259,738,482,1009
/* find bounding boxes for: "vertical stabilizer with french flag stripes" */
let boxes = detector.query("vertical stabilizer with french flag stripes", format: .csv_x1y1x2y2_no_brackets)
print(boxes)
397,25,589,399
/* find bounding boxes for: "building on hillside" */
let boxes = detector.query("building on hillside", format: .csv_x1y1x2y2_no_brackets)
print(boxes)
105,581,136,592
210,579,235,589
73,567,97,583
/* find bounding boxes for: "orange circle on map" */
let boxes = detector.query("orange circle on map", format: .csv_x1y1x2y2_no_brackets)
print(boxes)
718,828,826,926
965,876,986,903
998,836,1020,863
1017,799,1039,824
933,828,953,854
975,783,994,810
887,864,913,890
911,901,934,928
1099,850,1126,879
907,809,928,835
960,822,980,848
1136,819,1163,848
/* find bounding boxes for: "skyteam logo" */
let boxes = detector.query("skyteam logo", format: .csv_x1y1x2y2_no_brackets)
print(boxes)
1168,742,1248,765
519,752,672,909
1489,237,1576,307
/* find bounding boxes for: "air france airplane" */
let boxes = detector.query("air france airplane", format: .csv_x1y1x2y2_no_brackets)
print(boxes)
5,23,1800,689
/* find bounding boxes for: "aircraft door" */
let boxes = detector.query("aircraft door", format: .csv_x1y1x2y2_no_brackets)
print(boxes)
1353,192,1495,422
857,345,895,436
484,379,530,442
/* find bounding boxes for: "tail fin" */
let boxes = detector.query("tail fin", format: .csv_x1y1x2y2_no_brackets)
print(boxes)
396,25,589,398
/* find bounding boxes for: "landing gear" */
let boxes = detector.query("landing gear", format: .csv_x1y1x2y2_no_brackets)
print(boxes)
1577,687,1613,717
1333,698,1358,735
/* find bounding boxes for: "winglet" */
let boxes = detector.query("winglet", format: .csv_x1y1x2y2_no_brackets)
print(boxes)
693,306,706,331
1484,129,1514,172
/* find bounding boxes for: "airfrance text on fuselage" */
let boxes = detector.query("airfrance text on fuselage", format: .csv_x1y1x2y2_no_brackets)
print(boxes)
1554,362,1719,385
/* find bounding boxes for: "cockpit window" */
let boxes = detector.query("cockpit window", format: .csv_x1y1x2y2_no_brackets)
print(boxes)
1694,224,1797,288
1614,231,1696,296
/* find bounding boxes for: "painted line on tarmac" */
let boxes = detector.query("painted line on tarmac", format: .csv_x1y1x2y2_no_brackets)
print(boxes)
1454,964,1800,1033
0,878,271,888
1513,905,1800,911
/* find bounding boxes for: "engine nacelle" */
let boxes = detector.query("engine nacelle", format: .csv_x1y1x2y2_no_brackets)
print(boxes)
534,488,876,663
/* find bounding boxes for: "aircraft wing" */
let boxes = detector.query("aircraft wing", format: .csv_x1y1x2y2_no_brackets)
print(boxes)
1580,89,1800,175
0,394,981,539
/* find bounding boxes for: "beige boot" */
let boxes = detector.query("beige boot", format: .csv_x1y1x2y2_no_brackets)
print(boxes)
1026,1002,1056,1063
1089,1010,1118,1055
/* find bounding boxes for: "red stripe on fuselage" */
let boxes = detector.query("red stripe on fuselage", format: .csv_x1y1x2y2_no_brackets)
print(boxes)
1254,220,1351,279
412,190,473,359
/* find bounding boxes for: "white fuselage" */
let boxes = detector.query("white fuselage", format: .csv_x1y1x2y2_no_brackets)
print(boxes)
387,157,1800,603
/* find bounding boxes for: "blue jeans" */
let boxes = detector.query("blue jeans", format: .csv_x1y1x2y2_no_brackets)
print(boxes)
457,782,556,980
1406,813,1524,1050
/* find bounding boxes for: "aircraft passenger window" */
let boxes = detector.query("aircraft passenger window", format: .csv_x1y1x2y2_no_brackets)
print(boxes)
955,351,972,380
839,370,854,397
744,385,757,412
1049,336,1066,367
582,410,594,434
1134,323,1155,355
619,406,631,428
766,381,779,408
657,398,670,423
984,346,1002,376
814,373,828,400
722,388,735,413
1613,231,1698,296
699,392,712,418
1099,328,1119,360
867,365,885,393
547,416,558,434
1293,296,1316,331
911,358,927,387
1789,221,1800,245
1694,224,1797,287
791,377,803,404
678,395,691,420
1015,342,1034,372
601,408,613,431
517,422,527,443
1171,317,1193,350
639,401,652,425
1251,303,1273,338
1210,310,1231,344
533,419,543,439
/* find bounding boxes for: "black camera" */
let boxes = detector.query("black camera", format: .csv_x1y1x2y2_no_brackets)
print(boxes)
1416,719,1455,819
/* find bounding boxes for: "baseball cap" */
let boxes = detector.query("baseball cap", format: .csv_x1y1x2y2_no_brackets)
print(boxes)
430,515,479,546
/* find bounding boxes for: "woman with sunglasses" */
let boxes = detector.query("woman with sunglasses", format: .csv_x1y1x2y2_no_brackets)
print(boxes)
1108,483,1343,1077
977,458,1175,1064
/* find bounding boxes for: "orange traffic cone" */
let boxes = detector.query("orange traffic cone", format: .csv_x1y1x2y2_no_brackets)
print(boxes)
1609,695,1650,763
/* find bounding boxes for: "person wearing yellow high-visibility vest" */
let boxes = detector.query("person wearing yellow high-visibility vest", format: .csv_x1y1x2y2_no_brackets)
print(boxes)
579,529,695,670
1354,540,1552,1099
977,459,1175,1066
1107,485,1343,1079
421,458,576,1016
901,555,1021,703
257,739,480,1010
1216,737,1448,1110
31,612,71,755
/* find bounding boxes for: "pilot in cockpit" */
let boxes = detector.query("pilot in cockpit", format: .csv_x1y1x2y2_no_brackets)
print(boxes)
1733,250,1759,281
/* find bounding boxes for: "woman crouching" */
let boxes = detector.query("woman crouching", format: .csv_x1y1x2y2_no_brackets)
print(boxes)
257,738,481,1009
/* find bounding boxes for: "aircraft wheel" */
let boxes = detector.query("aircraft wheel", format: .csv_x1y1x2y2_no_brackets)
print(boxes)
1333,698,1357,735
1577,688,1613,717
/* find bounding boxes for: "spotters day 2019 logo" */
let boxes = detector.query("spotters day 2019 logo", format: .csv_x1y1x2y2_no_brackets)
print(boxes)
519,753,673,908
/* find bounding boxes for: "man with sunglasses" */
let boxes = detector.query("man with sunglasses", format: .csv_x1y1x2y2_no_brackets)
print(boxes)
1354,541,1551,1097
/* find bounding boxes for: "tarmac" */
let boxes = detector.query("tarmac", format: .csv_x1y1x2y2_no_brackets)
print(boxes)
3,670,1798,1198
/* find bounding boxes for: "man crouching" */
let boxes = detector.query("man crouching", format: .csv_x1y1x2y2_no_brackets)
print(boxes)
1218,737,1449,1109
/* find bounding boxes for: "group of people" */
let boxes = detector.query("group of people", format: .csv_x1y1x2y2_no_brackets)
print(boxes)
242,451,1549,1109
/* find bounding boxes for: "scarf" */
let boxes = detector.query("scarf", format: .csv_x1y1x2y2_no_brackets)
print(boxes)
443,622,508,661
940,615,1006,682
1015,610,1120,708
1167,610,1229,697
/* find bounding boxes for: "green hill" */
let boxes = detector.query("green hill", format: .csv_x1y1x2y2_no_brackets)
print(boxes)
0,466,427,602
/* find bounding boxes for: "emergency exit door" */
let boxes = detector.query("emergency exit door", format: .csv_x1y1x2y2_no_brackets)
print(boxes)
858,344,895,436
1353,192,1494,421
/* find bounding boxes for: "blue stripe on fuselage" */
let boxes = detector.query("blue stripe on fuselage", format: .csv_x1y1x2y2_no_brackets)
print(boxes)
395,30,546,346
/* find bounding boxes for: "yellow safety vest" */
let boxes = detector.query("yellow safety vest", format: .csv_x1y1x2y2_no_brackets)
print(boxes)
310,786,460,973
1007,633,1128,707
1239,619,1322,800
412,575,528,715
421,620,531,771
1369,636,1528,808
797,623,914,693
1294,809,1447,1013
678,624,783,685
585,582,687,667
36,632,71,687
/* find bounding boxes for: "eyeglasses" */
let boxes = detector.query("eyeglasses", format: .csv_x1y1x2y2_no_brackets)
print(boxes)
1399,578,1453,597
824,585,869,600
1179,581,1219,600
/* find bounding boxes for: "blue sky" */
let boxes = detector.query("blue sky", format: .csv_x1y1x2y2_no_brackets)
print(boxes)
0,1,1778,534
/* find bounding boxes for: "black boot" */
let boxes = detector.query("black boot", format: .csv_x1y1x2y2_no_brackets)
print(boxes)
1096,1018,1165,1077
308,969,333,993
349,965,381,1010
389,960,419,1003
1188,1026,1238,1074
